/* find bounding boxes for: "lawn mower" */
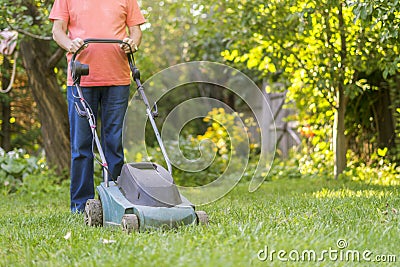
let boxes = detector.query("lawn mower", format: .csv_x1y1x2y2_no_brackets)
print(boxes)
70,39,208,233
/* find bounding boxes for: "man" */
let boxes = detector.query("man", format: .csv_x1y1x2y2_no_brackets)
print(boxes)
49,0,146,212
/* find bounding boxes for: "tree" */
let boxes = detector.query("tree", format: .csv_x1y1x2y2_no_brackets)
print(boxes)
195,0,399,177
0,57,12,151
0,61,41,151
353,0,400,78
353,0,400,157
196,0,351,177
137,0,240,130
2,0,398,177
136,0,201,78
1,0,70,174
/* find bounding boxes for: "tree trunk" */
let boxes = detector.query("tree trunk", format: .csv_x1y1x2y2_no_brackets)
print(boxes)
333,88,348,179
1,99,11,151
334,1,348,179
20,38,70,175
374,87,395,149
1,57,12,151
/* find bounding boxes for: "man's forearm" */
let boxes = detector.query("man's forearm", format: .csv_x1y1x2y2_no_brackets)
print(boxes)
129,25,142,47
52,20,71,51
52,20,84,53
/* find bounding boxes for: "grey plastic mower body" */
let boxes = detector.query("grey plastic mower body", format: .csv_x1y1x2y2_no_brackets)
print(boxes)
96,162,203,232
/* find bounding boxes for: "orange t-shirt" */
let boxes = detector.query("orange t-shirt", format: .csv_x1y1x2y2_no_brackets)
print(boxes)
49,0,146,86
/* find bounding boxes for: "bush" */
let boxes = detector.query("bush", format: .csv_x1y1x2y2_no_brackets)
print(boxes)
275,140,400,185
344,150,400,186
144,108,259,187
146,136,230,187
0,148,48,195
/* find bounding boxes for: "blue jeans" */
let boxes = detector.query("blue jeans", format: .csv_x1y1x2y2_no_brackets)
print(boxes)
67,85,130,212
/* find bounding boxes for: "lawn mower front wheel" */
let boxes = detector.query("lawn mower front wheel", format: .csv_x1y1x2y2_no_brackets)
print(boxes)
84,199,103,227
196,210,209,225
121,214,139,234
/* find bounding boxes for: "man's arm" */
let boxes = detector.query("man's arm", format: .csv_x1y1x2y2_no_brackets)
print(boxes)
52,19,84,53
121,25,142,53
128,25,142,47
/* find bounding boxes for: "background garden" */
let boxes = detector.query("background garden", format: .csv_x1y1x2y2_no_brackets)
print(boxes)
1,0,400,266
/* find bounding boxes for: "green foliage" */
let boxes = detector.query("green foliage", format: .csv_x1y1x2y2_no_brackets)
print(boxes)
344,150,400,186
0,0,53,37
267,159,303,180
1,0,399,183
137,0,214,79
0,147,47,195
147,136,229,187
197,108,257,157
145,108,258,187
17,170,66,197
1,0,65,153
271,143,334,180
207,0,399,170
353,0,400,78
272,142,400,186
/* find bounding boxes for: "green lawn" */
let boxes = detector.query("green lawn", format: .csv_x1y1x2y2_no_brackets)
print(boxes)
1,177,399,266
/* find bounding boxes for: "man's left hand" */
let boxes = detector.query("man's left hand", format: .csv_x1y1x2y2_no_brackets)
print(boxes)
120,38,138,53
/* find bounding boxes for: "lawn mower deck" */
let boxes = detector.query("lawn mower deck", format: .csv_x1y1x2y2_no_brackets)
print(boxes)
85,162,208,233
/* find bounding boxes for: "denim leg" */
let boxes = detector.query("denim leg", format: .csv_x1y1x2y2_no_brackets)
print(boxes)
100,85,130,180
67,86,100,212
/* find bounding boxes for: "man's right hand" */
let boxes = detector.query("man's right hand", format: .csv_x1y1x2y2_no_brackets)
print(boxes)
52,20,88,53
68,38,86,53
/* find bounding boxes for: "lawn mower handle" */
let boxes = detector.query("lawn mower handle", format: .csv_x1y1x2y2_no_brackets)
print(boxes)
71,38,135,61
71,38,139,80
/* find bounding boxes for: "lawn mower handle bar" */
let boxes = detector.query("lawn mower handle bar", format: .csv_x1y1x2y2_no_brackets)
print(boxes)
71,39,135,61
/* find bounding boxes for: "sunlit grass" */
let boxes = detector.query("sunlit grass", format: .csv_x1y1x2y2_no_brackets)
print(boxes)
311,188,394,199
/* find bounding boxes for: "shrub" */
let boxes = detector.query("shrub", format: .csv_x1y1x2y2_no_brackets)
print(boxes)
277,139,400,185
0,148,48,195
144,108,259,187
344,150,400,186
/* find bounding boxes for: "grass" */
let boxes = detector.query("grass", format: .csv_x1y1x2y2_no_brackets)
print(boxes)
1,177,400,266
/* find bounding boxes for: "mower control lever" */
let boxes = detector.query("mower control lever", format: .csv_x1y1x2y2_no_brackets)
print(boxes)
132,66,140,80
74,102,87,117
152,103,159,118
